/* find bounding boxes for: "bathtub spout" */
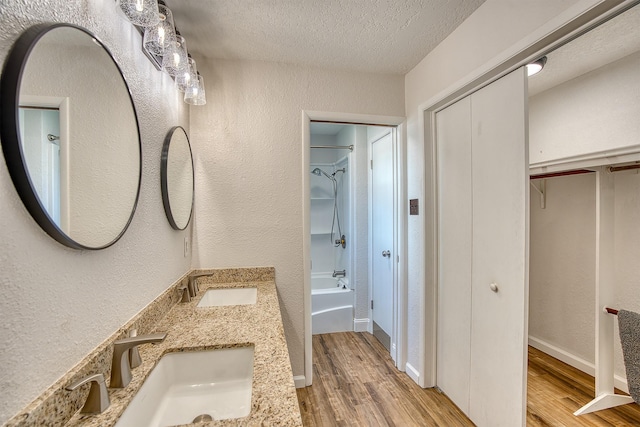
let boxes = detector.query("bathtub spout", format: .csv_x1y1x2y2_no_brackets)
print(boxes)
332,270,346,278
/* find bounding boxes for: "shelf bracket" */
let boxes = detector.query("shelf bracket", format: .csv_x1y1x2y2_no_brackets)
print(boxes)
530,179,546,209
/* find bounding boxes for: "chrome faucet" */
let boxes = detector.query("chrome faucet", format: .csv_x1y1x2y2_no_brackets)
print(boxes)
110,332,167,388
332,270,346,278
65,373,110,414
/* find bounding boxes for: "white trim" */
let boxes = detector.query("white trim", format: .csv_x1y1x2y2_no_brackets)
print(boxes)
530,147,640,174
293,375,306,389
405,362,421,384
529,336,629,394
417,0,635,394
353,318,370,332
302,110,406,388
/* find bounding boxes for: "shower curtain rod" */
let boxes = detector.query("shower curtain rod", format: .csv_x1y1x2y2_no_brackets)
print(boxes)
311,145,354,151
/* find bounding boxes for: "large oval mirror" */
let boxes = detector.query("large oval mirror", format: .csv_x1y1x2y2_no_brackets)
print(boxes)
0,24,141,250
161,126,194,230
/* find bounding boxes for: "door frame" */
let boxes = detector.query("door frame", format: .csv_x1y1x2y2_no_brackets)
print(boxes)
367,128,400,363
301,110,405,387
19,95,70,232
418,0,636,390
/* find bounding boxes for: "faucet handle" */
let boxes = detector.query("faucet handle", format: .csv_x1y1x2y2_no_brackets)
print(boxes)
179,285,191,303
66,373,110,414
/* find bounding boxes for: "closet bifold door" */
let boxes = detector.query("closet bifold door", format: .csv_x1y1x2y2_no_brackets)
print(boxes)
469,68,529,427
436,96,473,415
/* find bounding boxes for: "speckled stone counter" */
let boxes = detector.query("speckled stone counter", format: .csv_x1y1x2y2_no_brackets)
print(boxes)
4,268,302,427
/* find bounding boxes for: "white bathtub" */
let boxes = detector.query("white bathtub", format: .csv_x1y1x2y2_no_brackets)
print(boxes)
311,275,353,335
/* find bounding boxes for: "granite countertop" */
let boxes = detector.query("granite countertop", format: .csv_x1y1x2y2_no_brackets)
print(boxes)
69,280,302,427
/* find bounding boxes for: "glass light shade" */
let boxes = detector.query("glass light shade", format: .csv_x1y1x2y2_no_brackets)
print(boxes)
116,0,160,27
162,34,188,76
143,3,176,56
184,74,206,105
176,57,198,92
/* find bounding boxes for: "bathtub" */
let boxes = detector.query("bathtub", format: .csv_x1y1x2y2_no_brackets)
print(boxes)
311,275,353,335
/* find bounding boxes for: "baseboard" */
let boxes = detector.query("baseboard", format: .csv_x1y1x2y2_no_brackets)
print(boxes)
293,375,306,389
528,336,628,393
405,362,421,385
353,318,370,332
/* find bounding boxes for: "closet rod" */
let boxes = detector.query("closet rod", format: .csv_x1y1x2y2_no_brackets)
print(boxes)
609,164,640,173
604,307,619,315
311,145,354,151
530,169,593,180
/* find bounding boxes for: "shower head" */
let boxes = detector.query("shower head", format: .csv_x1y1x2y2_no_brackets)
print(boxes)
311,167,334,180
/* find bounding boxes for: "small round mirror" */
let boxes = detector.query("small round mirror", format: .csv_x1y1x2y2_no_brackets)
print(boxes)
0,24,141,249
161,126,194,230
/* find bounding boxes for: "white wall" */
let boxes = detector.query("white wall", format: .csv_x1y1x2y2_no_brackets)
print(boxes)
404,0,604,383
529,171,640,382
0,0,191,423
530,51,640,166
190,57,404,377
529,174,596,364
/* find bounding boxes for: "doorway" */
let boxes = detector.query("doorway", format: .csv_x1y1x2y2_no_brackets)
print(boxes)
301,111,405,388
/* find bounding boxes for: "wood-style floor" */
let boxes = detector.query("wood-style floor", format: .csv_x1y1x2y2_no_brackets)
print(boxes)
297,332,640,426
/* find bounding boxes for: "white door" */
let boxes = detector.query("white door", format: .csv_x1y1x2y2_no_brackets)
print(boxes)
468,68,528,427
435,69,528,427
371,131,394,349
436,96,473,414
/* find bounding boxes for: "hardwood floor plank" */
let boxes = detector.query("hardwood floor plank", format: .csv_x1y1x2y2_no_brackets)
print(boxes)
297,333,640,426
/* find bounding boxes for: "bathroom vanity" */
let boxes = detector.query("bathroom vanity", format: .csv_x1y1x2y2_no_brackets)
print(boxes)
5,268,302,427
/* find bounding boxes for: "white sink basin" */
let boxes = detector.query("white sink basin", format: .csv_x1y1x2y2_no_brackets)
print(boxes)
115,346,254,427
197,287,257,307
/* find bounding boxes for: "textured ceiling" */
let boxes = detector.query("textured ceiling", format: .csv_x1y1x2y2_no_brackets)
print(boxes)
166,0,486,74
529,4,640,96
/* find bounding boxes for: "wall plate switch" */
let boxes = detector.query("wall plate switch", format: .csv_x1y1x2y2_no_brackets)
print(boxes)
184,237,189,257
410,199,419,215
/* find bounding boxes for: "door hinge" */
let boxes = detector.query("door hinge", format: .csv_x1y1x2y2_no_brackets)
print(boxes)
371,300,374,310
370,159,373,169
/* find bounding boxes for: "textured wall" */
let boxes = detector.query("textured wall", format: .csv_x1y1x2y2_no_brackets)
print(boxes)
529,51,640,165
190,58,404,377
529,174,596,362
403,0,602,381
0,0,190,423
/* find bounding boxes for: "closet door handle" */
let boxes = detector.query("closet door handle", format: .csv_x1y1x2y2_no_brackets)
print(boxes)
382,250,391,258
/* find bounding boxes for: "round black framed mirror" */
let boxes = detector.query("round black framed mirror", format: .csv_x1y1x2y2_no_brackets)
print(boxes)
161,126,194,230
0,23,142,250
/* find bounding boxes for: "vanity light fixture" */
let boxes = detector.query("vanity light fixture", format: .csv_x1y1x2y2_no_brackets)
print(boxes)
162,31,188,76
176,55,197,92
116,0,206,106
527,56,547,76
116,0,160,28
184,72,206,105
143,0,176,56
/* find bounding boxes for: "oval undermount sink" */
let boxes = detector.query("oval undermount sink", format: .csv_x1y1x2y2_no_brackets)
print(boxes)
197,287,257,307
115,346,254,427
